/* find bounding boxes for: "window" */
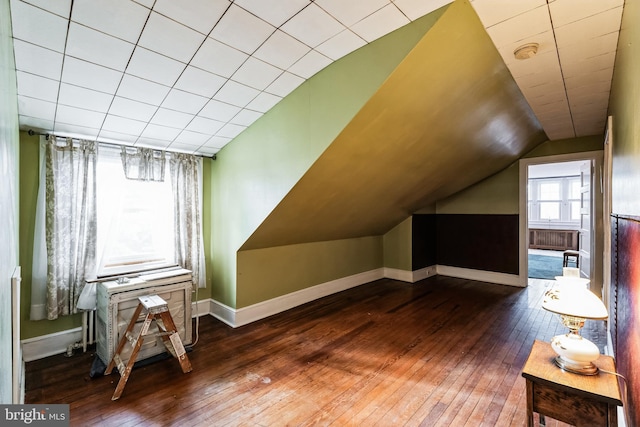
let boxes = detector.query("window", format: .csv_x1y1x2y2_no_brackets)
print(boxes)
96,149,175,277
528,176,581,227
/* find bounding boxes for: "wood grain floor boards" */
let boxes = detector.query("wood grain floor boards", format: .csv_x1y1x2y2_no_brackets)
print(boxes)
24,276,606,426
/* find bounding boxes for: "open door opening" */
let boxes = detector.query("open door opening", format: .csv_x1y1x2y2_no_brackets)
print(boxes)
526,161,590,281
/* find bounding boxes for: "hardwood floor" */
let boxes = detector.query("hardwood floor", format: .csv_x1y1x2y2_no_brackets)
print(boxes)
25,276,606,426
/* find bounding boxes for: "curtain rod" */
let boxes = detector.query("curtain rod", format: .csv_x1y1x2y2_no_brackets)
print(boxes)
27,129,217,160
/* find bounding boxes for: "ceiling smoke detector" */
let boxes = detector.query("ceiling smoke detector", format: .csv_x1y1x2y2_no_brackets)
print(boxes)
513,43,539,60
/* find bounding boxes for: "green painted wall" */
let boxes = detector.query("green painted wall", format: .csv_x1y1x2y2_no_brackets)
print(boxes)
382,217,413,271
211,9,448,309
0,0,20,402
237,237,382,307
609,0,640,216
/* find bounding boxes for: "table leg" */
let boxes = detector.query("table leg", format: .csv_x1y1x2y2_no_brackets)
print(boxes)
526,380,534,427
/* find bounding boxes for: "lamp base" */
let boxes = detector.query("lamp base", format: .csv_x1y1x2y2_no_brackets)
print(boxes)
553,356,599,375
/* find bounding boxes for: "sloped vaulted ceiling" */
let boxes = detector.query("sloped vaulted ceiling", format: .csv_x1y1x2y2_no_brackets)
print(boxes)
241,0,547,250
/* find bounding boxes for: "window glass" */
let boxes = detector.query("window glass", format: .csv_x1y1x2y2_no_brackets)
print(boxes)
96,150,175,277
540,202,560,220
540,182,560,200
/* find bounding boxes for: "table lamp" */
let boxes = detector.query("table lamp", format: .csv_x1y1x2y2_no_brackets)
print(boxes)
542,285,608,375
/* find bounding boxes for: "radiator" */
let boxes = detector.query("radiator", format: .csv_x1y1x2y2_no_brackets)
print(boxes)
529,229,579,251
12,266,24,404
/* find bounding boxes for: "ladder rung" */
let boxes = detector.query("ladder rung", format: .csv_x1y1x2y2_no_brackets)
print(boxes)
113,354,125,375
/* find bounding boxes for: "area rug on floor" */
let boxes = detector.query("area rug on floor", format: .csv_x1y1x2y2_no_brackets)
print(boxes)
528,254,563,280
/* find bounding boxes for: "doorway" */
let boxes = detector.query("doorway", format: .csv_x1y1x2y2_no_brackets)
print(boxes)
519,151,603,289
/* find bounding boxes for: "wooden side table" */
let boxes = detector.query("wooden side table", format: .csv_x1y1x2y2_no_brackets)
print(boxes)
522,340,622,427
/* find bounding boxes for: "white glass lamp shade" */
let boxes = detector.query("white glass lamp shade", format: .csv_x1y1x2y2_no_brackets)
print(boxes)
542,287,608,375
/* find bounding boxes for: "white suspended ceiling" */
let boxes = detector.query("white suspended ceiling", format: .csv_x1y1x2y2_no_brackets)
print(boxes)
10,0,623,156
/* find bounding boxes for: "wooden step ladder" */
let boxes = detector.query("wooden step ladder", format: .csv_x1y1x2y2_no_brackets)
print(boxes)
105,294,192,400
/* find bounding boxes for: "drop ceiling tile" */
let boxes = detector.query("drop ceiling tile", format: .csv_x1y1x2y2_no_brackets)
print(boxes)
471,0,545,28
133,0,154,9
246,92,282,113
12,40,63,80
288,50,332,79
173,130,212,145
315,0,388,27
232,57,282,91
66,22,135,71
549,0,623,29
19,115,54,132
393,0,453,21
191,37,249,78
10,1,68,52
150,108,194,129
350,4,410,43
316,29,366,61
167,141,200,153
203,136,231,149
71,0,148,43
210,4,275,54
186,116,225,134
16,71,59,102
195,146,219,156
53,123,100,138
234,0,310,27
265,71,305,97
161,89,209,114
19,0,70,17
555,12,622,49
484,5,551,49
102,114,146,135
18,96,56,121
126,47,186,86
175,66,227,98
213,80,260,108
217,123,246,139
61,57,123,94
108,96,158,122
253,30,311,70
116,74,171,106
153,0,229,34
556,32,619,67
281,3,345,47
140,123,181,141
55,104,106,128
135,138,172,150
138,11,205,63
58,83,113,112
98,129,140,143
560,51,616,79
567,90,610,109
200,99,241,122
229,109,262,126
564,68,614,90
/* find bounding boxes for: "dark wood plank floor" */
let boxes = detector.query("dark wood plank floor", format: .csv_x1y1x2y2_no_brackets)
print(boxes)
25,276,606,426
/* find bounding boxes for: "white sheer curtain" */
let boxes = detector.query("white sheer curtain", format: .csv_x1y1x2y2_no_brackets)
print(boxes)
170,153,205,288
120,146,166,181
31,136,97,320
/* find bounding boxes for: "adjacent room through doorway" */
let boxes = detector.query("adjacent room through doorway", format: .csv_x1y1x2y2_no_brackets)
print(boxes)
527,160,591,280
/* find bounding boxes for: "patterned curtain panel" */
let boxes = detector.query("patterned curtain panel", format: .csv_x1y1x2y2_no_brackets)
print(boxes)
170,153,205,288
39,137,98,319
120,146,165,181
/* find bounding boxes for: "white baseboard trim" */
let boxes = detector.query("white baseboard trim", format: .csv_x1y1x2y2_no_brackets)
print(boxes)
22,265,521,360
220,268,386,327
436,265,524,287
21,327,82,362
384,266,437,283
